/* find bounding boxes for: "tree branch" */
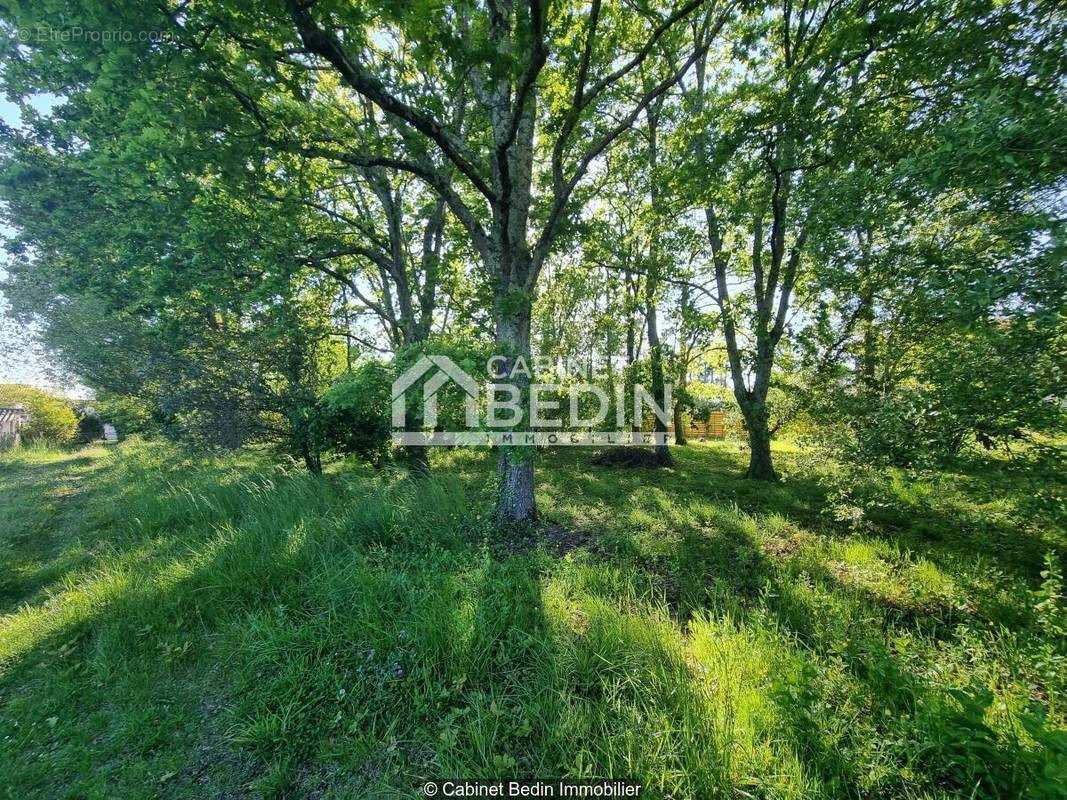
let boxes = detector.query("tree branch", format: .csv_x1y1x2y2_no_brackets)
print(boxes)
283,0,495,202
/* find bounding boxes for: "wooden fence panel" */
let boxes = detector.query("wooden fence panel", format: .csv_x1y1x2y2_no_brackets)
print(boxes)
683,411,726,440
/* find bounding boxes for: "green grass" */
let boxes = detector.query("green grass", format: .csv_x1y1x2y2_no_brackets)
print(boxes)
1,439,1065,798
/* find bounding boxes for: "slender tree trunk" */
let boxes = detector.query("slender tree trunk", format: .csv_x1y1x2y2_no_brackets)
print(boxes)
857,227,877,394
673,399,687,446
646,304,673,465
624,268,642,442
674,283,691,446
860,287,877,393
626,320,636,365
342,286,353,373
405,412,430,473
401,328,432,473
644,106,672,466
302,446,322,475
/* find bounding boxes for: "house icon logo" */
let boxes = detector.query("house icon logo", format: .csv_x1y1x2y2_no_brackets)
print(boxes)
390,353,672,448
391,355,480,430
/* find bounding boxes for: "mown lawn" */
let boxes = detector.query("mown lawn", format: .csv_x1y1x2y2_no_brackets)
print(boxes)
1,439,1065,798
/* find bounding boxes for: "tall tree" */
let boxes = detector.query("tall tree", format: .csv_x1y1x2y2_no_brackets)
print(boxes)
677,0,1063,479
276,0,727,519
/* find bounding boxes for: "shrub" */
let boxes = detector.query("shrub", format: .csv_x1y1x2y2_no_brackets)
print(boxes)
321,362,392,464
843,387,969,467
806,319,1066,467
286,399,327,473
92,393,158,436
0,384,77,443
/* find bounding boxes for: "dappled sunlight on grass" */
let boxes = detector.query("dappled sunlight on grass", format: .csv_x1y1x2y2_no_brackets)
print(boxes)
0,439,1065,797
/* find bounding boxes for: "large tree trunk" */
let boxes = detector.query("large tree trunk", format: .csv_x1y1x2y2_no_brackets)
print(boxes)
740,398,777,481
737,338,779,481
498,448,535,523
495,303,536,524
727,376,780,481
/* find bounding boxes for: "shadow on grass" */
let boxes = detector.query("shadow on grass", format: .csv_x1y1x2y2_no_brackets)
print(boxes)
2,442,1062,799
